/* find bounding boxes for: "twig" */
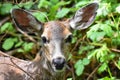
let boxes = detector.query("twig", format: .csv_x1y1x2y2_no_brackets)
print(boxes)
6,49,19,55
16,27,36,42
87,63,101,80
0,17,10,27
70,38,82,53
0,51,14,57
65,64,75,80
71,66,75,80
110,48,120,53
0,51,29,64
70,35,86,53
31,10,49,22
113,60,120,70
0,33,7,43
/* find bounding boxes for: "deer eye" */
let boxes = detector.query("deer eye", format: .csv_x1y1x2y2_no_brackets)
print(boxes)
65,35,72,43
41,36,49,43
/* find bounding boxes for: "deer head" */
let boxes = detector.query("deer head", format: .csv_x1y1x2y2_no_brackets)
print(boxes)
11,3,98,72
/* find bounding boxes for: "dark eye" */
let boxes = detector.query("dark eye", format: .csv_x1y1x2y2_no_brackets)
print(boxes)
65,35,72,43
41,36,49,43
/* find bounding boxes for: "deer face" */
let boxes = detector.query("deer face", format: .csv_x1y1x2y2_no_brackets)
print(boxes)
11,3,98,72
41,21,72,71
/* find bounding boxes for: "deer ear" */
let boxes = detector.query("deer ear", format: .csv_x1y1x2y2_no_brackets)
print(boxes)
69,3,98,30
11,9,43,33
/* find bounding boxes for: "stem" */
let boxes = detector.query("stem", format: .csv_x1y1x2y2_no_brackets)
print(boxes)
113,60,120,70
87,63,101,80
107,66,112,78
111,13,120,36
89,42,103,47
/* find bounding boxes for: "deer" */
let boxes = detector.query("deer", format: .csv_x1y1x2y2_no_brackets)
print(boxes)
0,3,98,80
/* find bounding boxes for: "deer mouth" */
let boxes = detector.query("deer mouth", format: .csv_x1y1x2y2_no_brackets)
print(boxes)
52,64,65,72
54,62,65,70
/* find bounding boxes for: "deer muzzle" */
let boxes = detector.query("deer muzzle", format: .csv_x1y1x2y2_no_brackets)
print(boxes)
52,57,66,70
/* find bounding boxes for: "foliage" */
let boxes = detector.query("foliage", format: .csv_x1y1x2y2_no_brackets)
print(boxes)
2,37,18,50
0,0,120,80
74,58,90,76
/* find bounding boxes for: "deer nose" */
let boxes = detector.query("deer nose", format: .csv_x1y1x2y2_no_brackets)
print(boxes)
52,57,66,70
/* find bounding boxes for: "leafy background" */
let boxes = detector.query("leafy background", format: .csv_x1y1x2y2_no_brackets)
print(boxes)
0,0,120,80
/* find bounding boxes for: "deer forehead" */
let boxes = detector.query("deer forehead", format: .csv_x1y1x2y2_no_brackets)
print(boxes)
42,21,71,40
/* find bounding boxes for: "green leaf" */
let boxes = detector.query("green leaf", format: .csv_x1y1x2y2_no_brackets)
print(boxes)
2,38,16,50
88,31,105,42
88,24,100,31
97,3,111,17
0,23,9,33
0,22,16,33
87,23,106,42
74,59,83,68
98,62,108,74
75,63,84,76
0,3,13,15
67,78,72,80
94,44,109,61
82,58,90,65
78,45,94,54
87,44,110,60
74,59,84,76
100,24,113,37
33,12,47,22
75,1,89,7
56,8,70,18
116,5,120,13
50,0,59,4
112,38,120,46
17,49,24,53
109,53,115,60
74,59,82,68
38,0,51,8
15,41,23,48
48,1,70,20
98,76,115,80
23,1,33,9
23,42,34,52
100,53,115,63
87,50,96,59
117,60,120,67
72,37,77,44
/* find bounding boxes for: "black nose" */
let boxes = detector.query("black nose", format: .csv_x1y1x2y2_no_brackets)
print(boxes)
52,58,66,70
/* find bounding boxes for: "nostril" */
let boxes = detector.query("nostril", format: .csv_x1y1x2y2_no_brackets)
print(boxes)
52,58,66,70
53,58,65,65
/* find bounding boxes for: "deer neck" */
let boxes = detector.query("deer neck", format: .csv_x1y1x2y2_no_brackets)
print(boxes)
30,50,65,80
32,50,53,74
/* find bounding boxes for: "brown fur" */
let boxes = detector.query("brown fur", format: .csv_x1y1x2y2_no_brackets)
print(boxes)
0,51,65,80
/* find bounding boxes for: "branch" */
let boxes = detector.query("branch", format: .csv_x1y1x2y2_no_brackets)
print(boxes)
0,17,10,27
111,48,120,53
87,63,101,80
70,35,86,53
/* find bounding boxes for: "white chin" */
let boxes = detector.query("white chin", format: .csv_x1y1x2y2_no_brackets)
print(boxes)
53,67,65,72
